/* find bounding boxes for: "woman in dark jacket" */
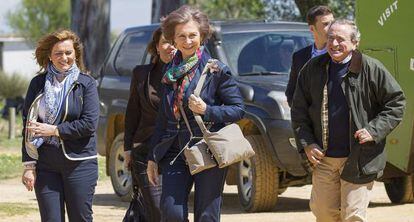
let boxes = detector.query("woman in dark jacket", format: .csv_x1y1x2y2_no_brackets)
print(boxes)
146,5,245,222
21,30,99,222
123,27,175,221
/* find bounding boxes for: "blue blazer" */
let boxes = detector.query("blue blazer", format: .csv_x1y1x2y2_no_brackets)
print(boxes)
148,53,245,162
22,72,99,162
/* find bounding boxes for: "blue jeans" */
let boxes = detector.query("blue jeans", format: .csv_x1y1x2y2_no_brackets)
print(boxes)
159,155,227,222
35,145,98,222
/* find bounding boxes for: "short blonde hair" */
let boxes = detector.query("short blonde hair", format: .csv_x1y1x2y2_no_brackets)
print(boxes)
35,29,86,73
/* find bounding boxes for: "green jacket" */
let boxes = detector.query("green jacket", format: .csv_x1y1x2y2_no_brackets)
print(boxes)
291,50,406,184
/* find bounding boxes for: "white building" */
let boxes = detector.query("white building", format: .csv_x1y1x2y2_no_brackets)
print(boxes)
0,36,38,79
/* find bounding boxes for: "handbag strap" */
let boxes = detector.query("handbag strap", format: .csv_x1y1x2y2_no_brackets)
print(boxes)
192,60,212,135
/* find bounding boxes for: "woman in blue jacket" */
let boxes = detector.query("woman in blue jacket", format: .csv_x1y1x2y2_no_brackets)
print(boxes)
146,5,245,222
21,29,99,222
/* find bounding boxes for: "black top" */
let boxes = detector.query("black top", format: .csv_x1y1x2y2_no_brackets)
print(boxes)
285,45,312,107
326,59,350,157
124,61,165,152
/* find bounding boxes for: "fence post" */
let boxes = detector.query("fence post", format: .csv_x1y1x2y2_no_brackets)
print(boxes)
8,107,15,139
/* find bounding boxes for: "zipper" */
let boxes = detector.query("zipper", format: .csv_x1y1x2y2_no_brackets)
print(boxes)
25,93,44,160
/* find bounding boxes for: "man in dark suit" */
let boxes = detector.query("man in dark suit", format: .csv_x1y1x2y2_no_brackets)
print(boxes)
285,5,334,106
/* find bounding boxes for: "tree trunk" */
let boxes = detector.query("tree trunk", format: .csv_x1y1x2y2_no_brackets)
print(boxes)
71,0,110,76
151,0,185,23
294,0,329,21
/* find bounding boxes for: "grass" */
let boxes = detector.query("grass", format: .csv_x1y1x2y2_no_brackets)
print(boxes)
0,203,37,217
0,154,22,179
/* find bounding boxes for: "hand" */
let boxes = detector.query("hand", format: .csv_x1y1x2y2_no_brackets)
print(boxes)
304,143,324,166
27,121,57,137
124,151,131,171
22,169,36,191
147,160,159,186
354,128,374,144
188,94,207,115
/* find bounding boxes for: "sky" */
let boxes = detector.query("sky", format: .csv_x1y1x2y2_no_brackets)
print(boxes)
0,0,152,35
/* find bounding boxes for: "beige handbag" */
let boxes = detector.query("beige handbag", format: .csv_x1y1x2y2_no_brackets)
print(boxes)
192,60,255,168
179,104,217,175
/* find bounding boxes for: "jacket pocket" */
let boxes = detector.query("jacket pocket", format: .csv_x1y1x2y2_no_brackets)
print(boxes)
358,141,386,175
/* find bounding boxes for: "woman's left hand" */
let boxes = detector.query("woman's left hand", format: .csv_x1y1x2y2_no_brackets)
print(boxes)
189,94,206,115
27,121,57,137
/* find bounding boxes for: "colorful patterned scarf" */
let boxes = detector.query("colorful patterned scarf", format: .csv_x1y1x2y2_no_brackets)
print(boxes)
162,49,202,119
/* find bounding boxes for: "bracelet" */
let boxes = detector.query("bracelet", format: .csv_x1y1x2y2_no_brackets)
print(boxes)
23,163,36,170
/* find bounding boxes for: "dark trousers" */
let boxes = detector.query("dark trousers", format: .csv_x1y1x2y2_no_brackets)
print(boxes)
159,155,227,222
131,148,162,221
35,145,98,222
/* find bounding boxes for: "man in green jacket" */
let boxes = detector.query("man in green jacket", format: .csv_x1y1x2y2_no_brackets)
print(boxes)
291,19,405,221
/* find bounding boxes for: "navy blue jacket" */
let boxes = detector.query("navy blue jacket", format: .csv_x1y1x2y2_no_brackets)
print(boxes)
148,53,245,162
22,72,99,162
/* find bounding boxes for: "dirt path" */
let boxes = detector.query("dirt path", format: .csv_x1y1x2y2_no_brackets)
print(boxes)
1,177,413,222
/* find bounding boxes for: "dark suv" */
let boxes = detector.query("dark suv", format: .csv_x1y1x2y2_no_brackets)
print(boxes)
97,21,313,212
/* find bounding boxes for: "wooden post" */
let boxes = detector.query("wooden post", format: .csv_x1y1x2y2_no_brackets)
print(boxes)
8,107,15,139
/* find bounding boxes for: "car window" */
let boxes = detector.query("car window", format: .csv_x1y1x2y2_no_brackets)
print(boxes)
221,31,313,75
114,31,152,76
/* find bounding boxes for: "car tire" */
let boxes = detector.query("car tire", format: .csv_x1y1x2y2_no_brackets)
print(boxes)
109,133,133,202
237,135,279,212
384,174,414,203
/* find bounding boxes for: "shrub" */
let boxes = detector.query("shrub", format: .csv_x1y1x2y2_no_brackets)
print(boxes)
0,71,29,99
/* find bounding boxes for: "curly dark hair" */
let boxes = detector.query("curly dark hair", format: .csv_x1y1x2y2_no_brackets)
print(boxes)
146,27,163,62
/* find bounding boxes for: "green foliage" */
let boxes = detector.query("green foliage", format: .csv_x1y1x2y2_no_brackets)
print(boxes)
0,203,36,216
329,0,355,19
0,154,21,180
0,71,29,99
98,156,109,180
195,0,266,20
293,0,355,21
7,0,70,45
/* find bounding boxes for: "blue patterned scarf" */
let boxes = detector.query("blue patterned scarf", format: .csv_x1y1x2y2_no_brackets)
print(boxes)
31,63,80,148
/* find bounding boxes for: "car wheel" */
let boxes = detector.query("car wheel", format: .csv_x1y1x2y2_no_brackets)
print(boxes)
384,174,414,203
237,135,279,212
109,133,132,202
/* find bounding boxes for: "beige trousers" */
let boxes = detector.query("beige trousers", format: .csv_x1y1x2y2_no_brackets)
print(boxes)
309,157,374,222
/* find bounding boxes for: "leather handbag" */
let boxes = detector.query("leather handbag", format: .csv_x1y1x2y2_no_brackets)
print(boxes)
179,104,217,175
192,60,255,168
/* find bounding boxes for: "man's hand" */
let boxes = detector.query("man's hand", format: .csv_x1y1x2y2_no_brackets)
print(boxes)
147,160,159,186
304,143,324,166
22,169,36,191
354,128,374,144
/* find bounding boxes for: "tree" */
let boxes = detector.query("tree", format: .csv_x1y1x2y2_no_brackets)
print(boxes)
263,0,301,21
196,0,265,20
151,0,185,23
71,0,111,76
7,0,70,45
294,0,355,21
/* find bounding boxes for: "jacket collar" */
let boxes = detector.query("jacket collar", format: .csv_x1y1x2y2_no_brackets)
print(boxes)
348,50,362,74
319,49,363,74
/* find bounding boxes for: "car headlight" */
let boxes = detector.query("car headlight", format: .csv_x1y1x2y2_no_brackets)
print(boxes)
267,91,291,120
